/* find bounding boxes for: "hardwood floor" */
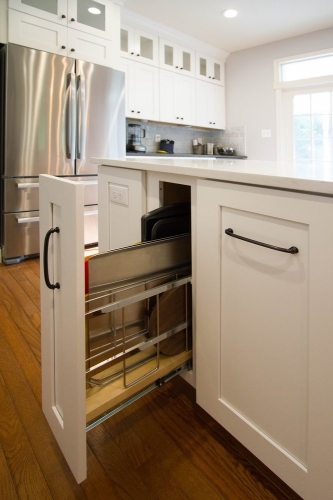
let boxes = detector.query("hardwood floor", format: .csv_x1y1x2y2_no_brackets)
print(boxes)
0,258,302,500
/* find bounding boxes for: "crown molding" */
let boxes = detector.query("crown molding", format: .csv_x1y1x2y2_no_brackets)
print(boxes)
121,7,230,61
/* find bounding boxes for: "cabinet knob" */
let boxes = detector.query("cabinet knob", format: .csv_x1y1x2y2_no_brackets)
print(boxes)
175,66,179,68
130,52,134,55
131,110,135,112
137,111,140,113
61,14,66,18
212,77,215,79
71,48,75,52
208,76,212,79
181,117,183,120
137,54,140,57
61,45,66,49
176,117,179,119
180,67,183,70
71,17,75,22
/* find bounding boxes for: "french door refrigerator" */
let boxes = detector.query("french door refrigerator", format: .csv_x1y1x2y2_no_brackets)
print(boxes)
0,43,125,264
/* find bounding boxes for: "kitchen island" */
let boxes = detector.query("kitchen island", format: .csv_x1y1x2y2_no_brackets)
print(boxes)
92,155,333,500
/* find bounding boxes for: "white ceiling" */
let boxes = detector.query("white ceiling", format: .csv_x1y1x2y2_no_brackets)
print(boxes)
123,0,333,53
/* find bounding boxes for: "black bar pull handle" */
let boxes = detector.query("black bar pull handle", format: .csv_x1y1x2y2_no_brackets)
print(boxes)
225,228,299,254
43,227,60,290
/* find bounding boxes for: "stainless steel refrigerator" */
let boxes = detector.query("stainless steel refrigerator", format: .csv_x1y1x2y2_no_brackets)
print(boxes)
0,43,125,264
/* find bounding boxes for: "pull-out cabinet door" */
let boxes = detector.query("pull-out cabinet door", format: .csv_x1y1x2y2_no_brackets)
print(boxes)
40,175,87,484
40,175,192,483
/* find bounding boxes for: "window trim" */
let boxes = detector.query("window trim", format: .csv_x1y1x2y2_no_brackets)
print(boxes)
275,48,333,160
274,48,333,89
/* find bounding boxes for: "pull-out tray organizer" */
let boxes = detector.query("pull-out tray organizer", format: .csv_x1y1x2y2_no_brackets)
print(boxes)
39,175,192,483
85,235,192,424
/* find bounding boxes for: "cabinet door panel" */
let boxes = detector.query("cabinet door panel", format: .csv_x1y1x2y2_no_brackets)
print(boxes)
9,0,67,25
8,9,67,54
196,179,333,499
176,75,196,125
67,29,113,66
159,70,177,124
39,175,86,484
221,207,308,465
68,0,112,40
134,63,159,121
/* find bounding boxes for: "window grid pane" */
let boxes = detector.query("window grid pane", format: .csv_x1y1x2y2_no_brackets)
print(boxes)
293,91,333,162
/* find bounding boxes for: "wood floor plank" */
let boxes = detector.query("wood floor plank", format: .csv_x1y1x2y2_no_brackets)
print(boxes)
0,301,42,405
143,386,280,500
0,331,87,500
106,390,237,500
0,443,19,500
87,423,157,500
8,262,41,311
0,373,53,499
0,267,41,350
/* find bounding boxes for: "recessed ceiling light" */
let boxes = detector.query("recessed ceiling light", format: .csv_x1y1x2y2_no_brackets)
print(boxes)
88,7,101,14
223,9,238,18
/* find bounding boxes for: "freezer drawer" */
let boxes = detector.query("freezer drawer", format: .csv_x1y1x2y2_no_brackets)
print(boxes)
3,211,40,261
4,178,40,212
3,206,97,262
3,176,98,212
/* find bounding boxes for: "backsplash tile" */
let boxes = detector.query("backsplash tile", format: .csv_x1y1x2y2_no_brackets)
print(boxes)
126,120,246,155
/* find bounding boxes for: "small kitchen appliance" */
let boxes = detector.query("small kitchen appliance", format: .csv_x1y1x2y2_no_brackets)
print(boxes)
126,123,146,152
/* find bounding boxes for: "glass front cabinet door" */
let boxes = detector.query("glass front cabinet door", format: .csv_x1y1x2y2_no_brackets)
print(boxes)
121,24,158,66
69,0,112,39
9,0,113,38
9,0,68,24
195,52,224,86
159,38,195,77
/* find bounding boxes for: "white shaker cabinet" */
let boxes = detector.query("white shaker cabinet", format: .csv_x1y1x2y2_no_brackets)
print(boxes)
159,69,196,126
121,57,159,121
9,0,114,40
159,38,195,77
195,52,224,85
120,23,158,66
196,179,333,500
196,80,225,129
8,10,113,66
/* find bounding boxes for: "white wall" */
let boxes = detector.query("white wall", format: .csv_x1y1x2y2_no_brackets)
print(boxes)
226,27,333,161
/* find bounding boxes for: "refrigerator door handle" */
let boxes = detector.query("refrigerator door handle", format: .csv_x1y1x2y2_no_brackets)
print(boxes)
16,182,39,189
77,74,86,160
16,216,40,223
66,73,76,159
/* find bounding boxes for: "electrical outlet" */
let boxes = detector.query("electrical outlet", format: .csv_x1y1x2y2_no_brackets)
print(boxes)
109,183,129,206
155,134,161,142
262,129,271,138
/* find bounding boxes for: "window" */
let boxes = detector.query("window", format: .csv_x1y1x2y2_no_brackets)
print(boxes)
275,49,333,162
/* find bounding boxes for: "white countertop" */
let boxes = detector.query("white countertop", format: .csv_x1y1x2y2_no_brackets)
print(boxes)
92,156,333,196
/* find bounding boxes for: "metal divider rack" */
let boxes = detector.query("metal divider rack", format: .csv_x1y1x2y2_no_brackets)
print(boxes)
85,235,193,428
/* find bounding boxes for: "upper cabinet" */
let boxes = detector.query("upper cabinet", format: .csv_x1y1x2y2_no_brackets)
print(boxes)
121,58,159,121
120,23,158,66
195,52,224,86
9,0,114,39
8,0,119,67
159,69,196,126
196,80,225,129
159,38,195,78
